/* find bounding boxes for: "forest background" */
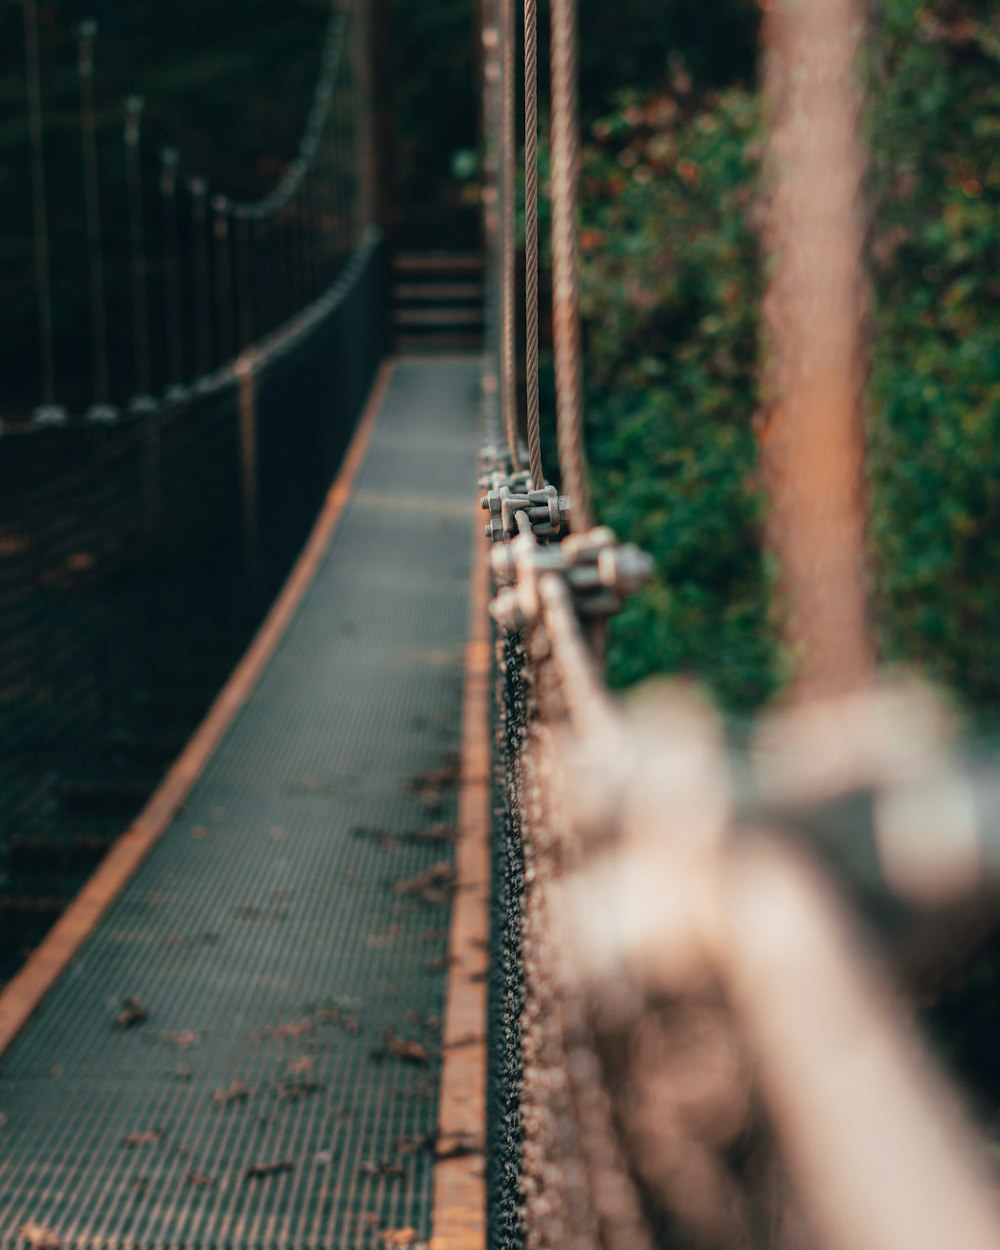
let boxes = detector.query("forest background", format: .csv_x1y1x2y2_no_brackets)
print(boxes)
0,0,997,730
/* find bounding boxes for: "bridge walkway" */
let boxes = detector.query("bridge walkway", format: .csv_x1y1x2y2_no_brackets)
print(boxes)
0,359,484,1250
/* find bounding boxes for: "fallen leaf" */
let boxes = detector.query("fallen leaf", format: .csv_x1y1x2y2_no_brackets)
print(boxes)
244,1159,294,1181
392,862,456,903
276,1080,323,1100
394,1131,437,1156
19,1223,60,1250
186,1170,215,1188
434,1137,484,1162
114,996,149,1030
122,1129,164,1148
404,758,460,797
400,825,458,846
371,1032,432,1066
404,1012,440,1033
380,1228,421,1248
313,1006,361,1033
366,926,401,950
159,1030,199,1050
266,1018,313,1040
288,1056,315,1078
444,1034,483,1051
352,825,400,851
213,1081,250,1106
359,1159,406,1179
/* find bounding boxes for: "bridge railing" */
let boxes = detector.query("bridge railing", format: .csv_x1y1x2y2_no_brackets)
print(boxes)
0,0,385,971
479,1,1000,1248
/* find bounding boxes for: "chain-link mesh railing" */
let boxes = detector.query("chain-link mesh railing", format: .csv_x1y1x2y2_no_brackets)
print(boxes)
0,0,385,975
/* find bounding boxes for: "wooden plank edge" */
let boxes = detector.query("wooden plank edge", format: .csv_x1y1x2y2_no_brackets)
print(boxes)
430,495,492,1250
0,359,396,1057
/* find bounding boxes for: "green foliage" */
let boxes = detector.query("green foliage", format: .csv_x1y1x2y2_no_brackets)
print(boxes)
866,0,1000,722
566,1,1000,725
570,85,778,713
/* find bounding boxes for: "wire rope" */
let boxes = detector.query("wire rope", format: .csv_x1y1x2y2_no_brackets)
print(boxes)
549,0,592,530
500,0,522,470
524,0,543,489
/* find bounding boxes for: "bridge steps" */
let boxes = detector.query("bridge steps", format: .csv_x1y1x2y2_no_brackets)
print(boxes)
391,252,485,355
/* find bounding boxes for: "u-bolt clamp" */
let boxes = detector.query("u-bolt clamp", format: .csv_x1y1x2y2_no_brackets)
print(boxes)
481,483,572,542
490,525,654,631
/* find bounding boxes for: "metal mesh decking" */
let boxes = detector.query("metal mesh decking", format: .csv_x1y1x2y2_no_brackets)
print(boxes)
0,359,481,1250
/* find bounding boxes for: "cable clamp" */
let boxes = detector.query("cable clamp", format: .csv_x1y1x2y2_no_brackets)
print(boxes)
490,525,653,630
481,482,572,542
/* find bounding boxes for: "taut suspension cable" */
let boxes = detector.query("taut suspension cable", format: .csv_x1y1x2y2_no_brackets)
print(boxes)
500,0,522,471
524,0,543,490
23,0,55,406
549,0,592,530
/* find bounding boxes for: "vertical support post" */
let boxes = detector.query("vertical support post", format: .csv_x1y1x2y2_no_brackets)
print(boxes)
124,94,152,400
549,0,591,529
286,190,299,317
759,0,874,700
189,177,212,376
160,147,184,391
236,356,259,578
368,0,395,236
306,147,320,300
254,212,271,337
212,193,235,363
354,0,376,231
319,97,335,285
334,68,348,261
77,19,110,409
301,138,316,301
23,0,55,405
235,206,255,350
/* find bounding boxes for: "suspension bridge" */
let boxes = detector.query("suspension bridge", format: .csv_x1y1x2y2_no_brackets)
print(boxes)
2,1,1000,1249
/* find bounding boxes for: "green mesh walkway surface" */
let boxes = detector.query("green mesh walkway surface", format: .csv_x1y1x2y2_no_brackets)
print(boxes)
0,360,482,1250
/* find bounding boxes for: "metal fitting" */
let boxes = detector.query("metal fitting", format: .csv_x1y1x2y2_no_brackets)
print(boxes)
480,483,572,541
489,525,654,631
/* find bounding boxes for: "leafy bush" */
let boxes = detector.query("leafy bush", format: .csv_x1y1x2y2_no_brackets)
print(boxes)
866,0,1000,722
570,83,778,714
566,1,1000,725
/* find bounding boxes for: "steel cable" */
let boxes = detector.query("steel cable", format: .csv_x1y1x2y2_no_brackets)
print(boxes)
549,0,592,530
501,0,523,470
524,0,543,489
